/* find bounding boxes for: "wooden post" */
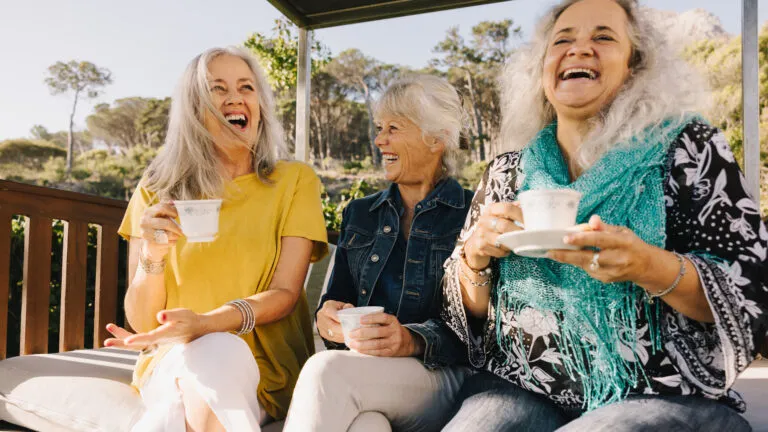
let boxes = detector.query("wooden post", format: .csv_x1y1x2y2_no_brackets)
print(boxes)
742,0,761,206
0,211,12,359
295,27,312,162
21,216,52,355
94,224,119,348
60,221,89,352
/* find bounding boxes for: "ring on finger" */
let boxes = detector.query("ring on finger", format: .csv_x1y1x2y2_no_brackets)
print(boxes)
490,217,500,233
494,236,502,249
328,328,334,337
153,229,169,245
589,252,600,271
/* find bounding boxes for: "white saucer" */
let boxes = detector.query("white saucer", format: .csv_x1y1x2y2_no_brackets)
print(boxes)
496,227,584,258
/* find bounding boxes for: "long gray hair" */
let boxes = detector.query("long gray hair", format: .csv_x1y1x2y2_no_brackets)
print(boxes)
143,46,286,200
498,0,709,168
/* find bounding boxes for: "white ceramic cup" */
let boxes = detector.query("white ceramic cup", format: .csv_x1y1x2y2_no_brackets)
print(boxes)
172,199,223,243
337,306,385,346
517,189,582,231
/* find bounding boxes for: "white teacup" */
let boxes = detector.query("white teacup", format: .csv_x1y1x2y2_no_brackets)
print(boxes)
337,306,385,346
173,199,223,243
517,189,582,231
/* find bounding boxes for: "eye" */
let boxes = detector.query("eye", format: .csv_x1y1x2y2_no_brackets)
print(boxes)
553,38,570,45
240,84,254,91
210,85,226,92
594,35,615,42
375,125,383,132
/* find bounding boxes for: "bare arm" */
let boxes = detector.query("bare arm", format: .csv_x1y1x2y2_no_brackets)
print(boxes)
119,236,315,347
124,202,182,333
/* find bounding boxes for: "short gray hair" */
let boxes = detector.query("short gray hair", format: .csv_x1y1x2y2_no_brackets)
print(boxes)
498,0,709,168
143,46,286,200
374,74,468,177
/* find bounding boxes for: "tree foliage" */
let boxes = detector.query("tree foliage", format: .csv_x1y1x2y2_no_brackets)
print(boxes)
44,60,112,174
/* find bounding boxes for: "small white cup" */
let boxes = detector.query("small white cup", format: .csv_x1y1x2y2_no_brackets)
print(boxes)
337,306,385,346
517,189,582,231
172,199,223,243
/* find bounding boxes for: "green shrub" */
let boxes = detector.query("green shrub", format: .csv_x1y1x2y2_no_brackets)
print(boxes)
0,139,65,167
459,160,488,190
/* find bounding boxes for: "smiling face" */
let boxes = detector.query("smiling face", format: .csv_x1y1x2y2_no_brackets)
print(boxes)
542,0,633,121
374,114,444,186
203,54,261,149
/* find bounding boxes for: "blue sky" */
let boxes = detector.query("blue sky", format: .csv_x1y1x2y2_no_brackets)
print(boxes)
0,0,764,140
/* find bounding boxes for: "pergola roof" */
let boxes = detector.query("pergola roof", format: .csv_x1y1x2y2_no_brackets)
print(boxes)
266,0,511,29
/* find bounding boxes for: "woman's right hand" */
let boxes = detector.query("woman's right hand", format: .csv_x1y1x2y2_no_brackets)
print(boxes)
464,202,525,270
316,300,354,344
139,202,183,261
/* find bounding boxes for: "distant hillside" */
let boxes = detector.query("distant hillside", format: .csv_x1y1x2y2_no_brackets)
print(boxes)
644,8,730,48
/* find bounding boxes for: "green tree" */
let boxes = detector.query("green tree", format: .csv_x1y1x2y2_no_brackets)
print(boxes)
325,49,402,167
244,18,330,93
44,60,112,174
136,97,171,148
86,98,150,150
431,19,520,161
29,125,52,141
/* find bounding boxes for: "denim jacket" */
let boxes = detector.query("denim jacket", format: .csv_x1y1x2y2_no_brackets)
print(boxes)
318,177,473,368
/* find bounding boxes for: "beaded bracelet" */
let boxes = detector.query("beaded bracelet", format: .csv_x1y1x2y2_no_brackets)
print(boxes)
226,299,255,335
645,252,687,304
138,247,165,274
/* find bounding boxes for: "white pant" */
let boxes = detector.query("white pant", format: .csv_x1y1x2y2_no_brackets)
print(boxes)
284,350,471,432
132,332,268,432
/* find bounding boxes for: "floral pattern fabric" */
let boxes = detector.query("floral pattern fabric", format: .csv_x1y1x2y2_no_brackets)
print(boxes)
441,120,768,412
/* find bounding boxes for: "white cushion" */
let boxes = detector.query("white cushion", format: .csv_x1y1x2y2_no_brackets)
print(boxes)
0,348,143,431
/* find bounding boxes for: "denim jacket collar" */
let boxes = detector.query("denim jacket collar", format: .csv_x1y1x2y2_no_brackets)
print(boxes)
368,177,467,212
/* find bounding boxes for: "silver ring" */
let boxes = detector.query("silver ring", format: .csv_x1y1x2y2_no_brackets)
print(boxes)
490,217,500,233
153,229,168,245
328,328,334,337
494,238,502,249
589,252,600,271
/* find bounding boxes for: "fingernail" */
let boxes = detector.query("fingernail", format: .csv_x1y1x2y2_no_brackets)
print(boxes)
563,235,573,244
546,251,556,259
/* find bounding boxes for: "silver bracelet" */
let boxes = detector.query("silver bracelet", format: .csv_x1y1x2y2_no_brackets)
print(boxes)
138,247,166,274
226,299,255,335
645,252,687,304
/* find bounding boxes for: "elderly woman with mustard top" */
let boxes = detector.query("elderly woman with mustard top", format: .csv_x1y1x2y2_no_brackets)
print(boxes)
104,46,327,431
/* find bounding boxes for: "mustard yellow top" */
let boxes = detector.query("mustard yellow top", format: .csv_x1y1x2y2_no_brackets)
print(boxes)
117,161,328,419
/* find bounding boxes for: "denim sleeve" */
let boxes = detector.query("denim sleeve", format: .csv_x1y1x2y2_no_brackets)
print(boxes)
317,206,358,350
404,319,469,369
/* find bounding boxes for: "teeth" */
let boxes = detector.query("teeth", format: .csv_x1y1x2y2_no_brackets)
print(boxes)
382,154,399,162
561,68,597,80
225,114,246,121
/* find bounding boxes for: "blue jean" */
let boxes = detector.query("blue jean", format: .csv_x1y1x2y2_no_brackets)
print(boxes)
442,371,752,432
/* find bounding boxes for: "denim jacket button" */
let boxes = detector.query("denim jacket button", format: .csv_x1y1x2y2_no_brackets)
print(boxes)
383,226,392,234
371,254,380,263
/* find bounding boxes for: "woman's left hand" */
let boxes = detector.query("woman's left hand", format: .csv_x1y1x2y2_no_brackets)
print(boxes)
547,215,653,284
113,308,208,349
346,313,422,357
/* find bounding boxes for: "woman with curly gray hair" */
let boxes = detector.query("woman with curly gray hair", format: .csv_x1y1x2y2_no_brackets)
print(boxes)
440,0,767,430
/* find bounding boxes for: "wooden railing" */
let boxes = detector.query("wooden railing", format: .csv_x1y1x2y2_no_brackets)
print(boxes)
0,179,127,359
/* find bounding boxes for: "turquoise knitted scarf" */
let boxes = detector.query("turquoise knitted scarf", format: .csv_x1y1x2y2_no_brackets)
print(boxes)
496,118,692,411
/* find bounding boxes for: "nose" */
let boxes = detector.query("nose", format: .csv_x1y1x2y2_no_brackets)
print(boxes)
566,38,594,58
374,130,387,148
224,90,244,106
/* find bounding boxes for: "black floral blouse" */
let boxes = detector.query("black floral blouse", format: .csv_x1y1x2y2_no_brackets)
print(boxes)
441,120,768,412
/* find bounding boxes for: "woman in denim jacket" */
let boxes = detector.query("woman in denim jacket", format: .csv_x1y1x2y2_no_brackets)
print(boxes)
284,75,475,432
